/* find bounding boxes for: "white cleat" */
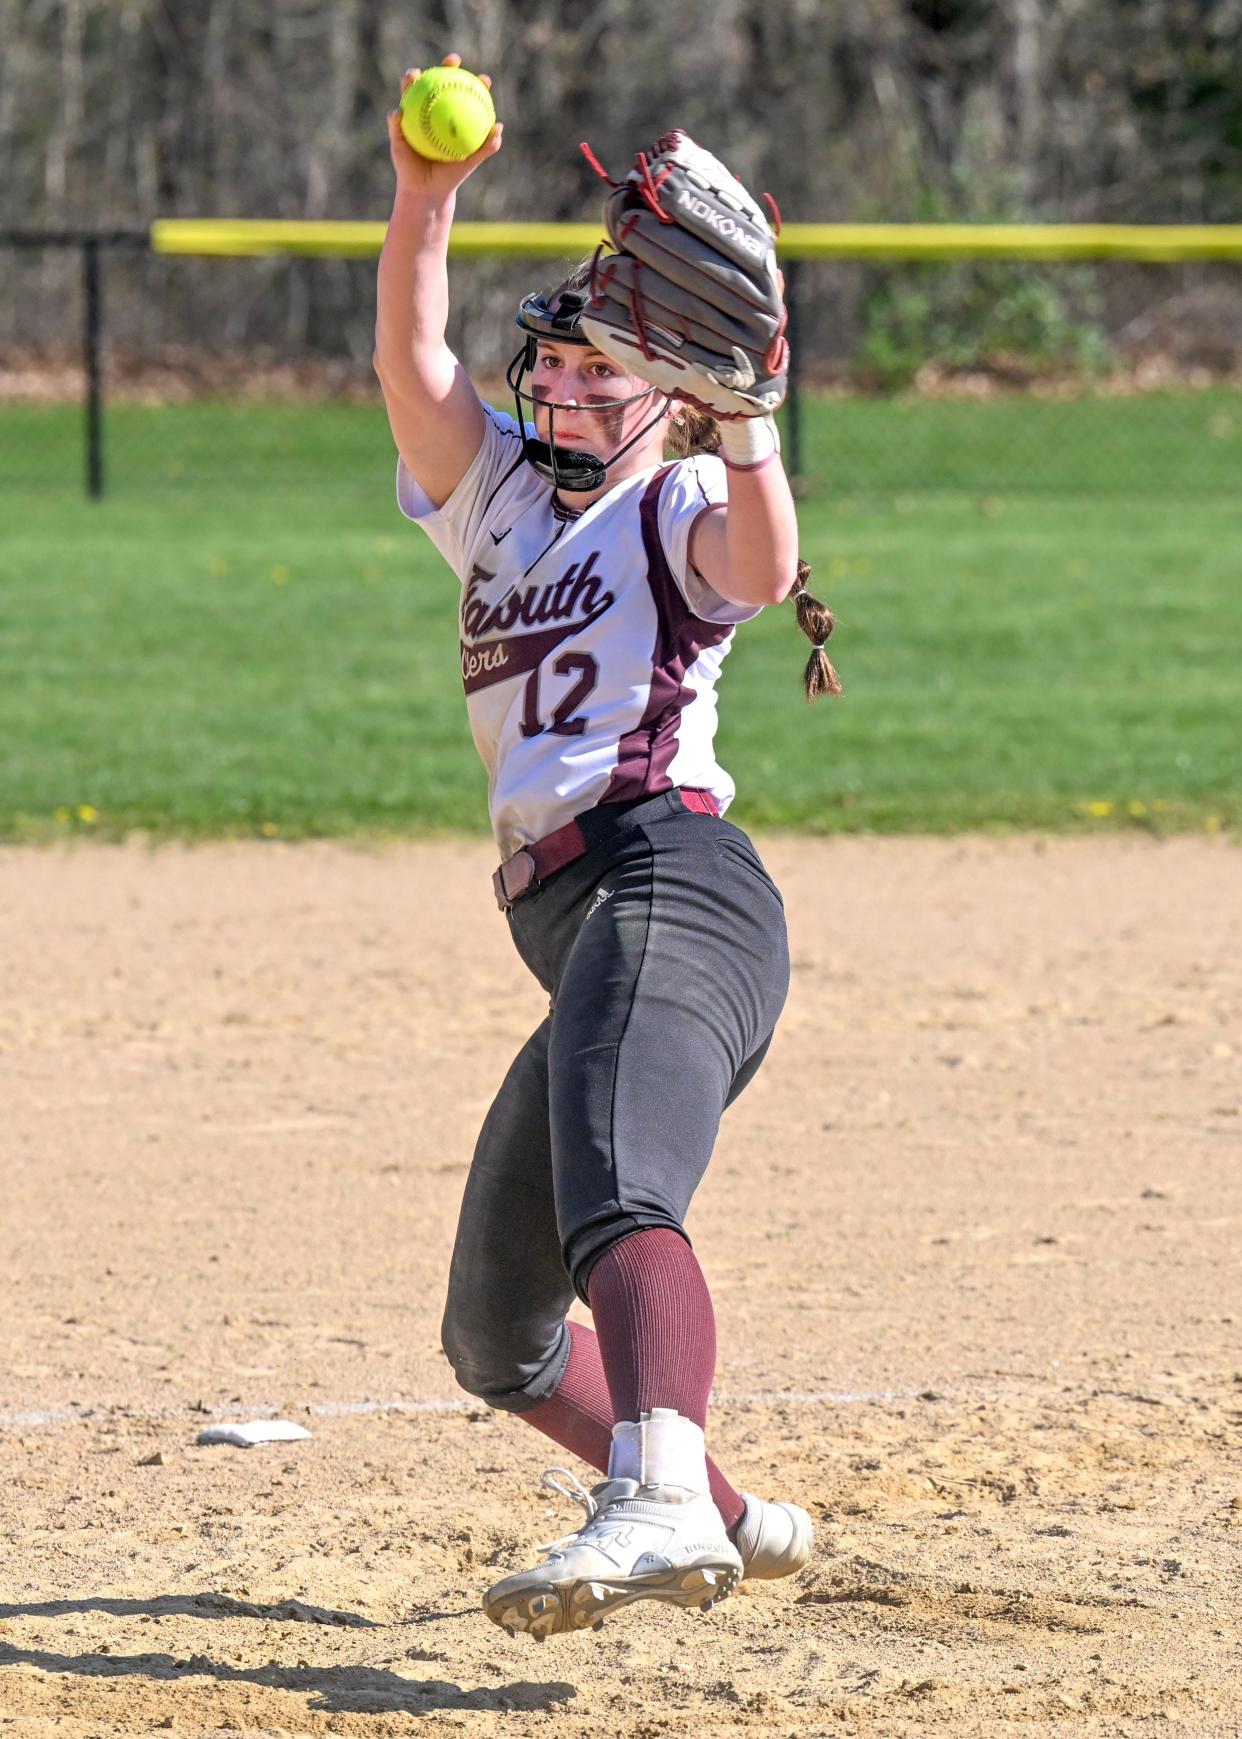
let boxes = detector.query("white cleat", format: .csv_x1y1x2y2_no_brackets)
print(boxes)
734,1491,815,1580
484,1467,743,1638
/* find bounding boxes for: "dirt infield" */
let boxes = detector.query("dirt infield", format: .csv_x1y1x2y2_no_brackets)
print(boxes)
2,837,1239,1737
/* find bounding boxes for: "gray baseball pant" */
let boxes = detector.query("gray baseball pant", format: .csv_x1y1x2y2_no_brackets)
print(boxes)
440,788,790,1413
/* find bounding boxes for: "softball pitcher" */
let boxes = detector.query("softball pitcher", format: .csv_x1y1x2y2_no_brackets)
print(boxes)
376,56,839,1640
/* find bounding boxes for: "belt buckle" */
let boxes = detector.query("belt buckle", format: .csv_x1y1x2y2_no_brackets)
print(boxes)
493,848,537,911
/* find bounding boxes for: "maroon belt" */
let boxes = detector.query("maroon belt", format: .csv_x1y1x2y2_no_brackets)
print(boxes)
493,788,721,911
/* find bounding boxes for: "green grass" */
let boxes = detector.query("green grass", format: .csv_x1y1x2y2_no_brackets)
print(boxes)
1,393,1239,838
798,387,1242,498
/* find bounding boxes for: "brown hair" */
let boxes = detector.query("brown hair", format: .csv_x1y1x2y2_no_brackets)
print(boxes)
666,405,721,458
790,560,843,701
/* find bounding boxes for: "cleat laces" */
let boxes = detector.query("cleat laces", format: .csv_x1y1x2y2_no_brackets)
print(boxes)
534,1466,602,1556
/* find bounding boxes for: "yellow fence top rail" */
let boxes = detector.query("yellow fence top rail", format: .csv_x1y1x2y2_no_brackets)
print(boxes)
151,220,604,259
780,223,1242,260
150,218,1242,262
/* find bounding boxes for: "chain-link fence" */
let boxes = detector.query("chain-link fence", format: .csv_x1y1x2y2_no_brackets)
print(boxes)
3,230,1241,502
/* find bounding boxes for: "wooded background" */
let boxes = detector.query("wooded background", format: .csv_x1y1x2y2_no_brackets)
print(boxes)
3,0,1241,377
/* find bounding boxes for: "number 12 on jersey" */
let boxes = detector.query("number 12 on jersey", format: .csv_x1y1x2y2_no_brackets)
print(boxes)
520,652,599,739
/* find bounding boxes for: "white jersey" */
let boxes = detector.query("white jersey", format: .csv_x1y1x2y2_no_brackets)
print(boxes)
397,404,759,860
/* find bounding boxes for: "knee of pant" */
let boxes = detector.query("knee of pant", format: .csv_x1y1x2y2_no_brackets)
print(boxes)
439,1302,567,1414
439,1306,503,1401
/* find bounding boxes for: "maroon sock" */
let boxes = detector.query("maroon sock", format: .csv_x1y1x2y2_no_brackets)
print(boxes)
586,1227,717,1427
520,1318,614,1472
520,1314,747,1536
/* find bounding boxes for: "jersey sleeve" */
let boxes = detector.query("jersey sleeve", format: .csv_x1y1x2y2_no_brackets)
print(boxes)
395,401,530,579
657,454,762,626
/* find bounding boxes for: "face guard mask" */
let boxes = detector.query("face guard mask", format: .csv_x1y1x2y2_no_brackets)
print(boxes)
506,283,669,492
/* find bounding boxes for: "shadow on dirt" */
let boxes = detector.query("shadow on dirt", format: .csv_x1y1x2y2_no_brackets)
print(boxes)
0,1591,375,1627
0,1641,577,1715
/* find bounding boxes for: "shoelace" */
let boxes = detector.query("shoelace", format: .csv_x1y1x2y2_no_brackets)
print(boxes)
535,1466,602,1556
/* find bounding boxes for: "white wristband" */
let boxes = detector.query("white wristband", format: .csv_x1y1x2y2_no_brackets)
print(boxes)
718,414,781,468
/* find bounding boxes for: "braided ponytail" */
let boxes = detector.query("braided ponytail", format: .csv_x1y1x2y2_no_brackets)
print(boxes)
791,560,842,701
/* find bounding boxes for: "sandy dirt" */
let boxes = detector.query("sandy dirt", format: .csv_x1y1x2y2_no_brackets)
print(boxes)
2,836,1240,1738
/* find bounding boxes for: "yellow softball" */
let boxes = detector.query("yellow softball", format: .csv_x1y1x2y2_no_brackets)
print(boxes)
399,66,495,163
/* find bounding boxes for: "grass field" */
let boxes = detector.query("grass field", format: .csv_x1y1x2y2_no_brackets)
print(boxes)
2,392,1239,838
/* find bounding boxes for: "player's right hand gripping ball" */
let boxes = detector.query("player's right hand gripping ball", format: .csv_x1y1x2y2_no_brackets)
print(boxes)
580,131,788,419
400,65,495,161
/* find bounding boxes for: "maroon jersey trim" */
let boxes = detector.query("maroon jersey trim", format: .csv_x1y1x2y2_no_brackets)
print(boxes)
601,465,732,806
